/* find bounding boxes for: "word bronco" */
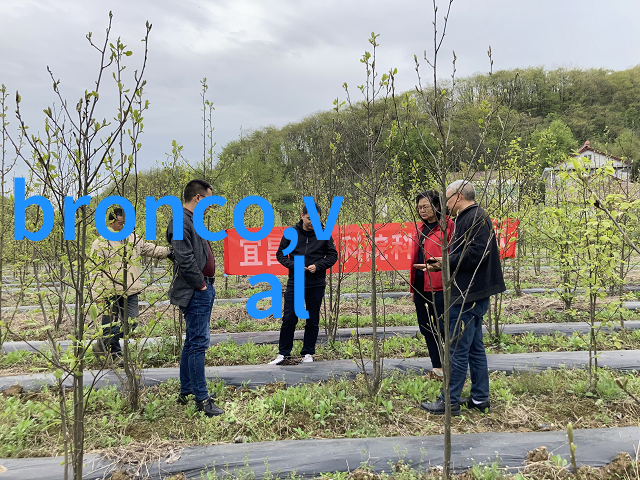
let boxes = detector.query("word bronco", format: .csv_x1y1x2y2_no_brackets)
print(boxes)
13,177,343,244
13,177,344,320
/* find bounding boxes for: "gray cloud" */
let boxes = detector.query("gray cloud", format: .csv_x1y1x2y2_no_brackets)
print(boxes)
1,0,638,177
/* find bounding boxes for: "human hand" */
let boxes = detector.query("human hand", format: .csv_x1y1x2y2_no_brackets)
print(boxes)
413,264,427,271
199,284,207,291
426,259,442,272
306,264,317,273
410,292,414,302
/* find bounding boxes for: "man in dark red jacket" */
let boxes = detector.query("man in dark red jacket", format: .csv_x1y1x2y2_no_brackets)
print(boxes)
270,204,338,365
166,179,224,417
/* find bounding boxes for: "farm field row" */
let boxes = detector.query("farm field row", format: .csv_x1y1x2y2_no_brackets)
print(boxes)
3,425,638,480
1,367,639,473
3,282,640,308
4,319,640,353
4,292,640,343
3,325,640,376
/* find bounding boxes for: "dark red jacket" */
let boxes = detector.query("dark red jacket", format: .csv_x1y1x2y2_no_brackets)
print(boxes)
409,218,454,293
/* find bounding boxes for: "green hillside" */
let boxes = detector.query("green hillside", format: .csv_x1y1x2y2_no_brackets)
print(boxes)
129,65,640,225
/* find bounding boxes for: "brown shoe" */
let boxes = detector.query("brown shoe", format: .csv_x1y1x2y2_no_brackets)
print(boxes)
92,338,108,356
422,369,444,380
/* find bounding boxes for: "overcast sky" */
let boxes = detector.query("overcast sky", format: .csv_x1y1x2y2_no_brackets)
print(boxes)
2,0,639,177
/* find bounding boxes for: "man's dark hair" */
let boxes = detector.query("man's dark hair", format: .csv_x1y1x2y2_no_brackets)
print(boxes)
302,203,322,217
108,207,124,222
415,190,442,219
184,179,212,202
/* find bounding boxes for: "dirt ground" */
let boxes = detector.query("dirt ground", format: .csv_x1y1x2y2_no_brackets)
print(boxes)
3,262,640,341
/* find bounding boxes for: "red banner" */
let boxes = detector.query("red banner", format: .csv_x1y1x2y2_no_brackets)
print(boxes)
493,218,520,260
224,220,519,275
224,227,290,276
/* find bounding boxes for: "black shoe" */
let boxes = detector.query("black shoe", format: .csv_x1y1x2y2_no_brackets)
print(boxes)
420,398,461,416
195,395,224,417
178,392,215,406
460,397,491,413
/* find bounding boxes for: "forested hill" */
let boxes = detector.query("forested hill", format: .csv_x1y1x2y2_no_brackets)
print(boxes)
134,65,640,223
460,65,640,151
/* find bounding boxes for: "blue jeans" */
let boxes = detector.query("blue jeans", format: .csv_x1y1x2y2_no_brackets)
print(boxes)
440,297,490,405
179,283,214,402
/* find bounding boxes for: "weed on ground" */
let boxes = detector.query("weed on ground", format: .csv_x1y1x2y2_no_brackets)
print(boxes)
1,368,639,459
4,329,640,375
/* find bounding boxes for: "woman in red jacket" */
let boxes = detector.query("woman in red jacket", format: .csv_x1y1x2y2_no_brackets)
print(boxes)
410,190,454,379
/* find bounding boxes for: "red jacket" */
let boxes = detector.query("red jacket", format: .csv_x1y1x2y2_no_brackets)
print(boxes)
409,218,454,293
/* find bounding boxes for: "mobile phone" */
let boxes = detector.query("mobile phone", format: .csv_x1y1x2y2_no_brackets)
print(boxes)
426,258,439,264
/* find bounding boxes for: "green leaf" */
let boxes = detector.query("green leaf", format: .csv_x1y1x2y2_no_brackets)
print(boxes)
90,304,98,322
571,158,581,170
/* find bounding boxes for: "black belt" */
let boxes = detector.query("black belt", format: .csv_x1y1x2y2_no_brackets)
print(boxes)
203,276,215,284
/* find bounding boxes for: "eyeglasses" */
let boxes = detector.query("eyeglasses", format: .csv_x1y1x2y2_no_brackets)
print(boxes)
417,205,433,211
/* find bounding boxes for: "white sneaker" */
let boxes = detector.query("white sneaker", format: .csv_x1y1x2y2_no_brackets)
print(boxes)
269,354,285,365
302,354,314,363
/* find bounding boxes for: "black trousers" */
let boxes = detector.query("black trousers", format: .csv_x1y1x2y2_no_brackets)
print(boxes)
412,276,443,369
101,294,139,354
279,285,325,356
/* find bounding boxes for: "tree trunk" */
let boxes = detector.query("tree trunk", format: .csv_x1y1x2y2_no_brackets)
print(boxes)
441,214,452,480
589,291,598,389
370,197,380,395
493,293,502,337
514,230,523,296
71,206,88,480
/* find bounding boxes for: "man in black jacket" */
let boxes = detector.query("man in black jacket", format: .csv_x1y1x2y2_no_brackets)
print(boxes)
420,180,506,416
270,203,338,364
166,179,224,417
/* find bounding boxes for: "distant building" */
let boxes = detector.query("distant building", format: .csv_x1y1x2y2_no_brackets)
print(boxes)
543,140,640,201
546,140,632,183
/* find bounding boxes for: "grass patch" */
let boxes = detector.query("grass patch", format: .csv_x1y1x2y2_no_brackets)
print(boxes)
0,368,639,459
4,329,640,374
7,290,640,343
